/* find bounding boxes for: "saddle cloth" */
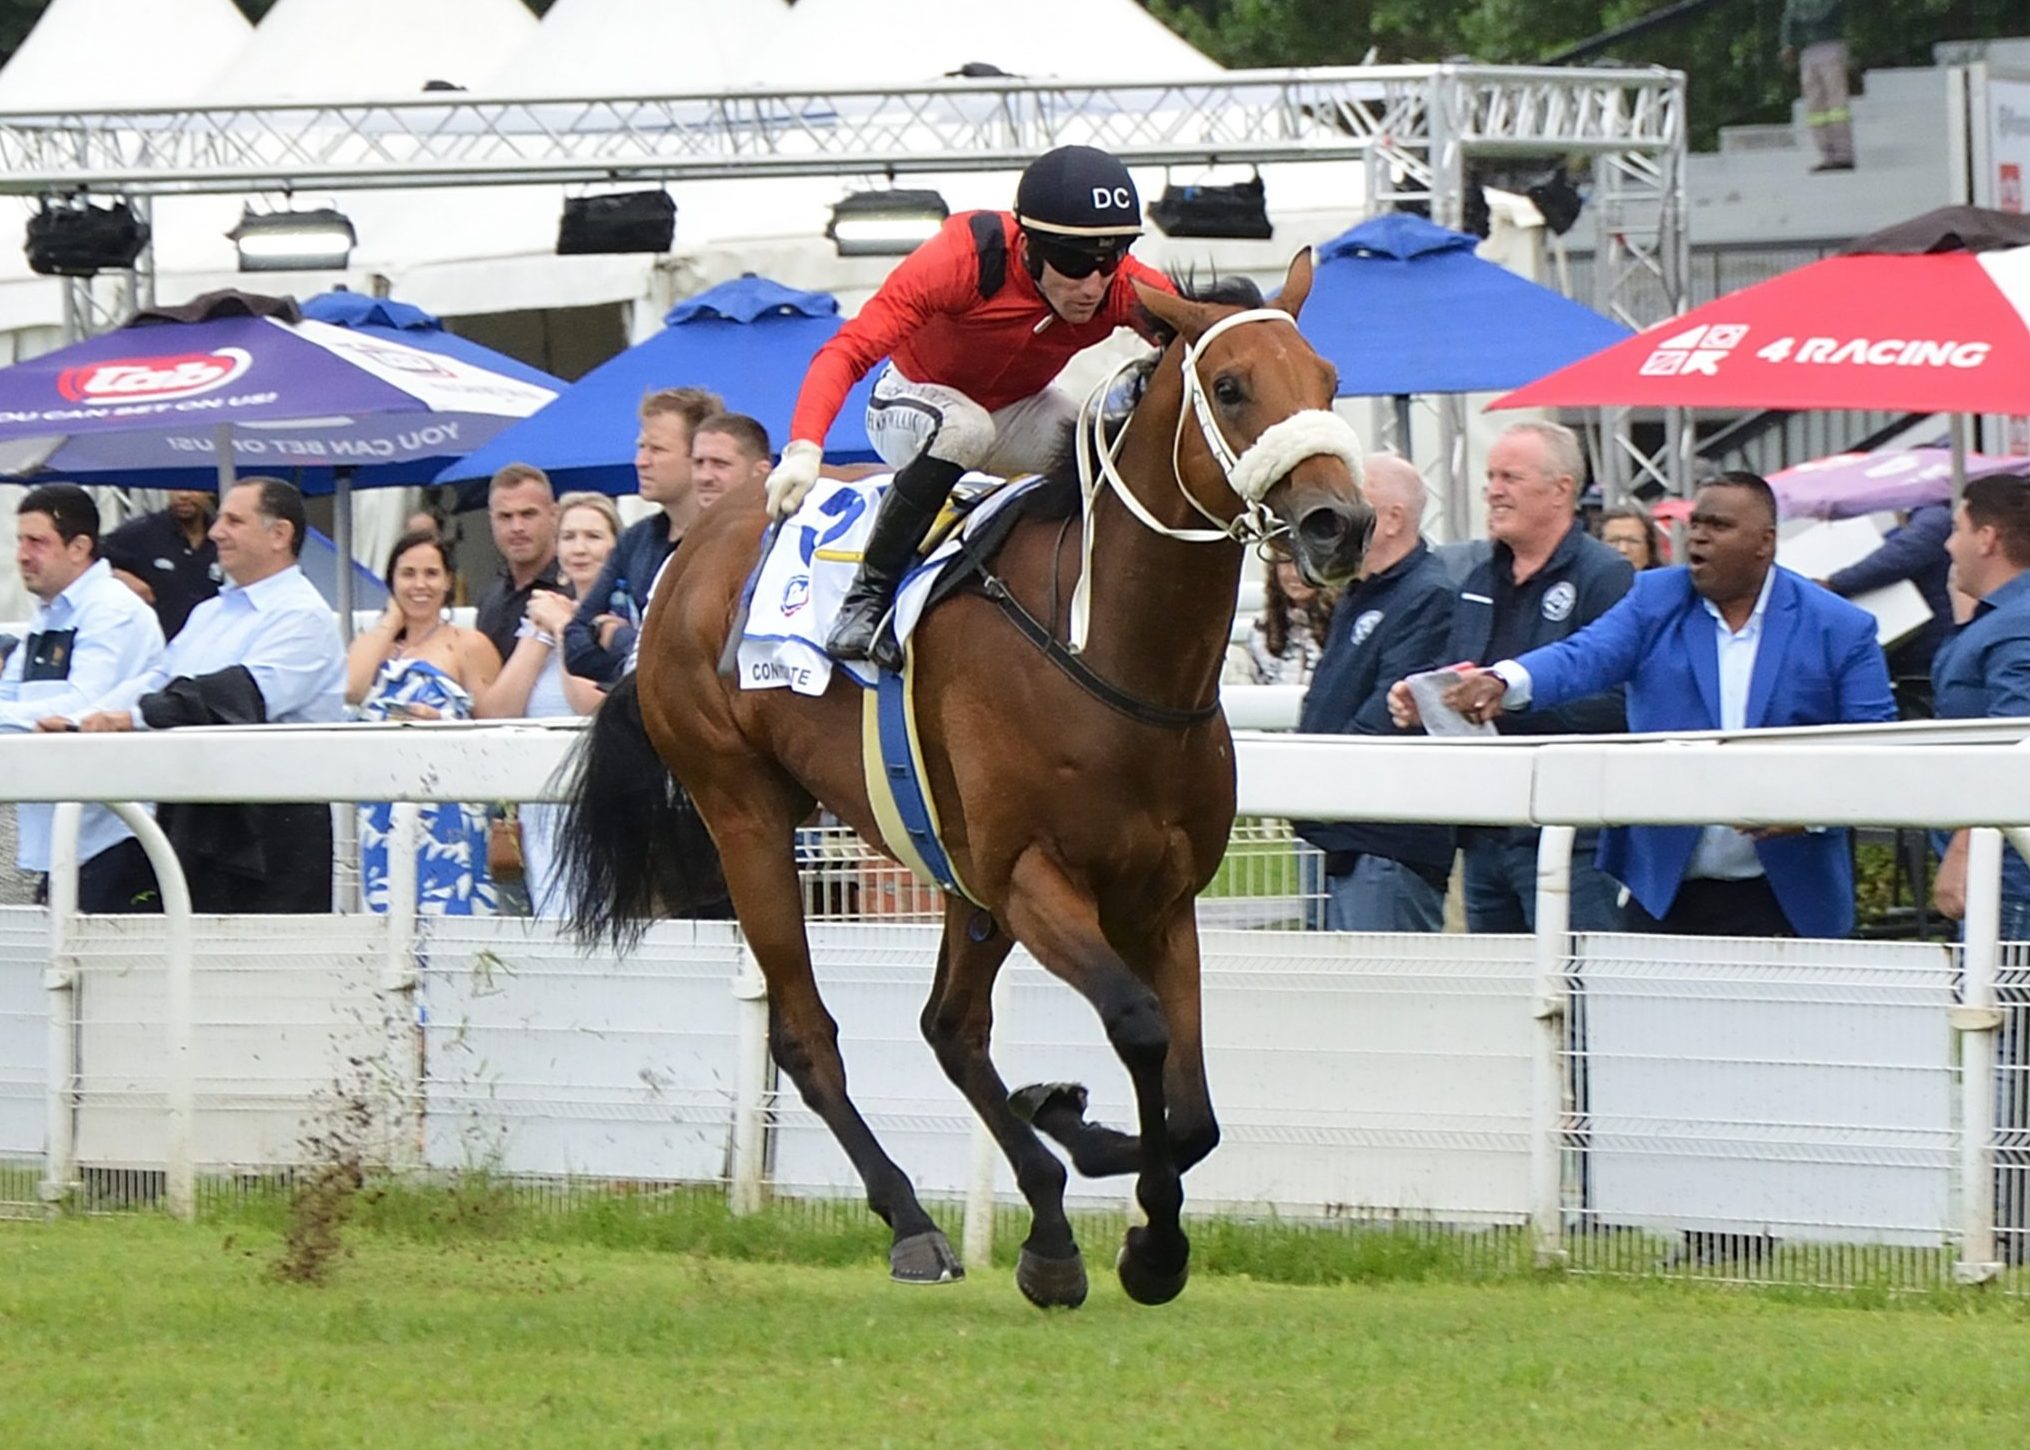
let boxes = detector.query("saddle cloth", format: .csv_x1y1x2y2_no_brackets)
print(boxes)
736,472,1038,697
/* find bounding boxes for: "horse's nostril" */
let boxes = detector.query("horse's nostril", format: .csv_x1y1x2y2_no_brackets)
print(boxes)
1298,507,1349,549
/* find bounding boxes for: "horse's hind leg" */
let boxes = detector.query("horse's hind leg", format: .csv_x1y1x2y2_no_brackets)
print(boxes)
701,775,960,1285
920,904,1087,1309
998,850,1192,1306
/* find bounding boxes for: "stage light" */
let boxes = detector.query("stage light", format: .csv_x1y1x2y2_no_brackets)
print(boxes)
24,199,150,277
557,191,676,255
229,207,357,272
826,190,949,257
1527,171,1585,237
1148,174,1272,240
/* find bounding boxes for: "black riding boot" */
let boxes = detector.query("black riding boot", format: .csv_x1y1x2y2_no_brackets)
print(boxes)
827,456,962,670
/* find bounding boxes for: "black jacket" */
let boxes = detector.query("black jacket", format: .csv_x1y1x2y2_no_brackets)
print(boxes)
140,666,332,912
1444,519,1634,737
563,513,675,685
1292,541,1457,871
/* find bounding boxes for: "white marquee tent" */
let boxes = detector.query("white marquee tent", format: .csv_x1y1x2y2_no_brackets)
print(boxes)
0,0,250,110
207,0,536,102
482,0,793,95
0,0,254,620
774,0,1222,83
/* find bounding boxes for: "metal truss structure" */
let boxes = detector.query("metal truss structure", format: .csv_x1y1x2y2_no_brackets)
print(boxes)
1,64,1687,505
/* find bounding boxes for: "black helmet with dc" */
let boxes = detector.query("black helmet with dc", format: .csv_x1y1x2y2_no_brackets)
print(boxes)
1014,145,1143,281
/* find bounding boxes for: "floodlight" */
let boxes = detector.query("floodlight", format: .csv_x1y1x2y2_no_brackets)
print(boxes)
557,191,676,255
24,199,150,277
1148,174,1271,240
1527,171,1585,237
229,207,357,272
826,190,949,257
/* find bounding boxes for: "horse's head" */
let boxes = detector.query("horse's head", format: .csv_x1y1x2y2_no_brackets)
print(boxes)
1135,252,1372,588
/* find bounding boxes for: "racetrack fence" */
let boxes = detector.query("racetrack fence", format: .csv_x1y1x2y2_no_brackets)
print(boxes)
5,719,2030,1292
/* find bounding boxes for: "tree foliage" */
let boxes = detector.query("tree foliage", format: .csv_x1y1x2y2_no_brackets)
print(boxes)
1148,0,2029,148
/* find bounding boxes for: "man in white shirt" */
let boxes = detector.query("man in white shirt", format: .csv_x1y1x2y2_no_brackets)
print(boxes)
63,478,345,912
1,484,166,911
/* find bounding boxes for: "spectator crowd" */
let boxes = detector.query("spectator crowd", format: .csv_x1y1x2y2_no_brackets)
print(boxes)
0,388,773,921
0,375,2015,944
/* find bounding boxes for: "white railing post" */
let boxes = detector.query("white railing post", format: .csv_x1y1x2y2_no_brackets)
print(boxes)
379,803,424,1172
1954,826,2005,1284
728,936,771,1216
1531,824,1576,1268
40,802,83,1212
103,804,197,1221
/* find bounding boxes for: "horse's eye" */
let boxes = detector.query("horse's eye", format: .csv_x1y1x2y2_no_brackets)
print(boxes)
1213,376,1244,408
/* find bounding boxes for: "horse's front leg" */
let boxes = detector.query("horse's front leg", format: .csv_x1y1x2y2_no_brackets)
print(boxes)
999,850,1192,1305
1008,905,1221,1182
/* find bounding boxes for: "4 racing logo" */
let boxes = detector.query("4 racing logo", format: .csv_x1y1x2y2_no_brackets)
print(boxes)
1639,323,1748,378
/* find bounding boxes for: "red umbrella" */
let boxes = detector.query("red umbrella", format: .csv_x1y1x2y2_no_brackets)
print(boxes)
1492,246,2030,415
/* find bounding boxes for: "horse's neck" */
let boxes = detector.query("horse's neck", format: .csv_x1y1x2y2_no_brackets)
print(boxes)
1078,398,1243,714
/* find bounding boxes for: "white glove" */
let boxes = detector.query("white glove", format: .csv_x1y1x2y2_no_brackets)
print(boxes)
765,439,824,519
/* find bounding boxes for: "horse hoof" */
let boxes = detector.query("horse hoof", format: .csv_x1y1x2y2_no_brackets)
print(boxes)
890,1229,964,1285
1016,1246,1089,1310
1008,1081,1088,1124
1115,1226,1189,1306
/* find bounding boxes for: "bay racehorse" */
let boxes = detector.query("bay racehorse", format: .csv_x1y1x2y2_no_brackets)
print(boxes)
558,251,1370,1308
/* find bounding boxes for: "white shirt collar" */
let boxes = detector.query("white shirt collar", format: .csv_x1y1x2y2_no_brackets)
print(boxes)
42,557,111,618
221,562,305,609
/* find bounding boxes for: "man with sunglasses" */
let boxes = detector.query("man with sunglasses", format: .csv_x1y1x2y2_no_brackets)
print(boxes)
766,145,1174,670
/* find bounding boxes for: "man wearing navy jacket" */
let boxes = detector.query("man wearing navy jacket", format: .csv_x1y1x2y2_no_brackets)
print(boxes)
1391,421,1634,932
1445,471,1896,937
1291,456,1456,930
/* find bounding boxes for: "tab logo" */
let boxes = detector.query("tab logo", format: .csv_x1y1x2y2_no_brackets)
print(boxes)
1639,323,1747,378
56,348,254,403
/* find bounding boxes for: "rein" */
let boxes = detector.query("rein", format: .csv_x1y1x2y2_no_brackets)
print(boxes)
1068,306,1364,654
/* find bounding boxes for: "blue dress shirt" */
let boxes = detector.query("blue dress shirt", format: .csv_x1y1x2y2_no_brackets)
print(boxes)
1931,569,2030,904
0,559,165,870
96,564,345,726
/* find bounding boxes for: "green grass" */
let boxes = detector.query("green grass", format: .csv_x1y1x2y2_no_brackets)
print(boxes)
6,1212,2030,1448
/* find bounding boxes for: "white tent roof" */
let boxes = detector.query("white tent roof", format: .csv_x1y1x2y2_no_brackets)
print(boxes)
775,0,1221,84
483,0,794,96
133,0,575,316
0,0,254,327
0,0,252,110
207,0,538,103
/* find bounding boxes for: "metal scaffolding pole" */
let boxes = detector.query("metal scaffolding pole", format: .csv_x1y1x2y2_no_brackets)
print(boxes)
4,64,1690,498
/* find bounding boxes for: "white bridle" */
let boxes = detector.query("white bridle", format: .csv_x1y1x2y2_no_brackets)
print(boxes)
1068,306,1365,652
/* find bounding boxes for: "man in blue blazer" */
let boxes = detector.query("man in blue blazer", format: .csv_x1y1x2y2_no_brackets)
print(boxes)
1444,472,1896,937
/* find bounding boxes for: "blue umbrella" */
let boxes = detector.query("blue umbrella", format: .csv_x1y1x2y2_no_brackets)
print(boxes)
439,274,880,493
1303,214,1632,397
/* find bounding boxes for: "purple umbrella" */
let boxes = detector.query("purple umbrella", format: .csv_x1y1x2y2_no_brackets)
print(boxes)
0,291,555,637
1770,448,2030,520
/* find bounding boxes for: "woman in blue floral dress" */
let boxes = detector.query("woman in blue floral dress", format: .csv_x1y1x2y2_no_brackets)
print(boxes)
346,530,503,914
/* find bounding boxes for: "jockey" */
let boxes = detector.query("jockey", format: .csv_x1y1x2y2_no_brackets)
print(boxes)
765,144,1177,669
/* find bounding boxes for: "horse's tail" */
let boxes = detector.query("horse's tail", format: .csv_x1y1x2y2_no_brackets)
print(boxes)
554,673,726,950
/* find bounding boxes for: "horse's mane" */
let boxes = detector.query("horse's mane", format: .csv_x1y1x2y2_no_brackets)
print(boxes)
1016,272,1268,523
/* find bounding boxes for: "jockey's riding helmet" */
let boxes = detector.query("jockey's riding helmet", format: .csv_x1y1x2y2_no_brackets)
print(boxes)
1014,146,1143,279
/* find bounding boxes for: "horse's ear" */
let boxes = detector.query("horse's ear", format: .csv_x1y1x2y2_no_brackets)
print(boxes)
1135,279,1219,345
1275,249,1314,320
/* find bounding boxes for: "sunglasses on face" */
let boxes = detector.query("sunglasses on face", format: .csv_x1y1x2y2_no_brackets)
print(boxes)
1037,242,1126,280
